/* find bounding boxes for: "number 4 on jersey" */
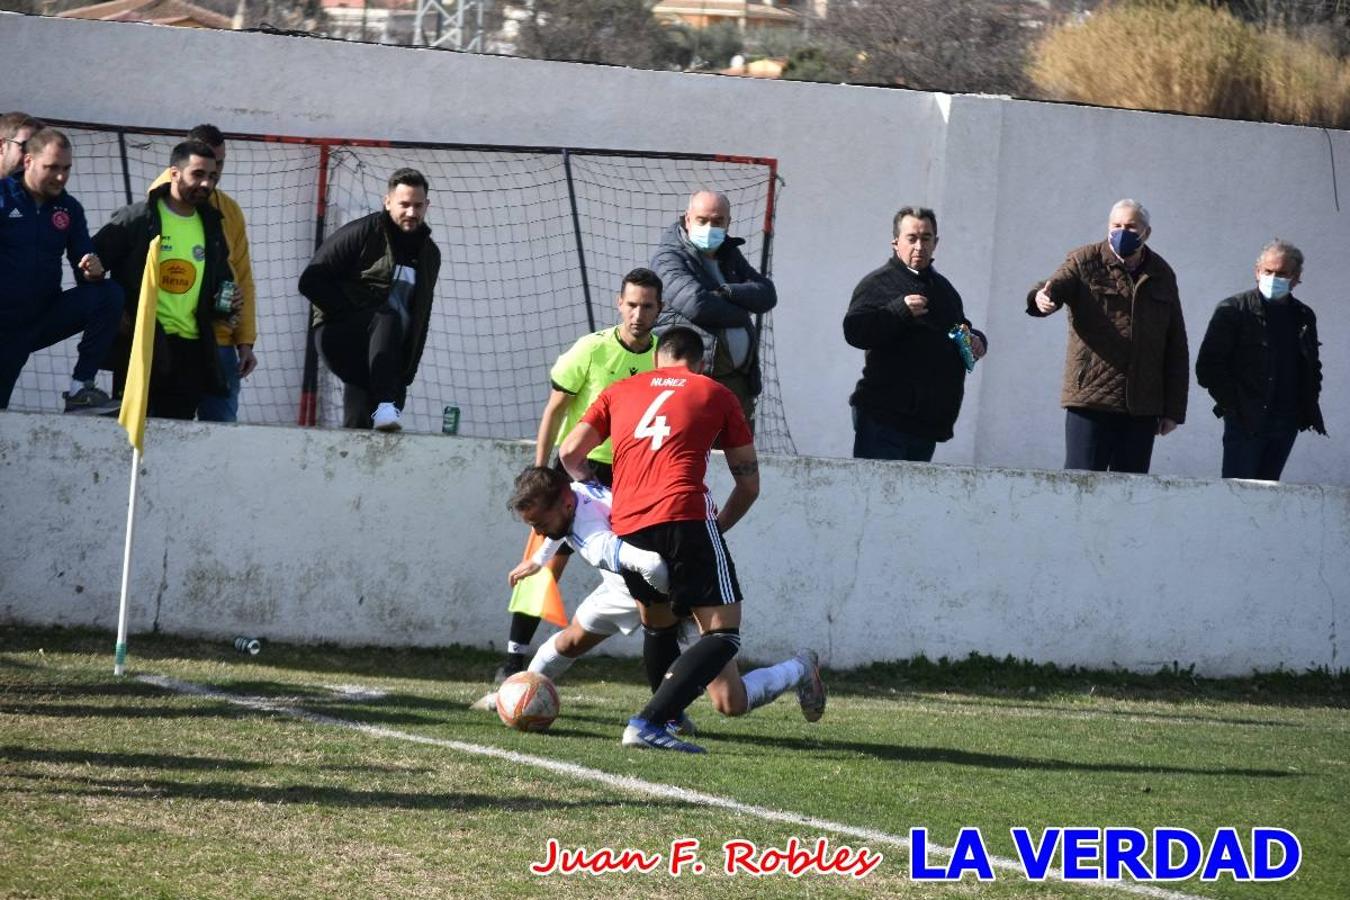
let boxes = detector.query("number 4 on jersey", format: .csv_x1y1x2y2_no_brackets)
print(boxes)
634,390,675,450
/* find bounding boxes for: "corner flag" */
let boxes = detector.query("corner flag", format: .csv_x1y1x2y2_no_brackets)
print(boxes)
508,531,568,628
117,236,161,453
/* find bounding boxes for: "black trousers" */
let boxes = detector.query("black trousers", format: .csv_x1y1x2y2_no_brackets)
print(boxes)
317,307,407,429
1064,407,1157,474
149,334,212,420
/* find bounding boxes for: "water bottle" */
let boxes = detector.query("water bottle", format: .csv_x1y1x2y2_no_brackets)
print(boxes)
233,636,261,655
442,405,460,435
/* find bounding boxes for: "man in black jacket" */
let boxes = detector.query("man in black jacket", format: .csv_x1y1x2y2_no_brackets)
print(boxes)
299,168,440,432
95,140,234,419
650,190,776,429
843,206,987,462
1196,239,1326,481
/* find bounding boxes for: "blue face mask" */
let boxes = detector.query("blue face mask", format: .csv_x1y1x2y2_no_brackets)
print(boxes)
1109,227,1143,258
1258,273,1292,301
688,222,726,252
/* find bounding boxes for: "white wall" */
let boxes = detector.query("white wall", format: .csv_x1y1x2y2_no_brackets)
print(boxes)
7,13,1342,483
1,413,1345,676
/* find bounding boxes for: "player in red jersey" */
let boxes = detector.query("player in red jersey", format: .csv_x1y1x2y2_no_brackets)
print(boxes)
560,326,824,752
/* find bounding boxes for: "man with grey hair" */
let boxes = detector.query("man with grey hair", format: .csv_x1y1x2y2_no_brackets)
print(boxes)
650,189,776,428
1028,199,1189,473
1195,239,1325,480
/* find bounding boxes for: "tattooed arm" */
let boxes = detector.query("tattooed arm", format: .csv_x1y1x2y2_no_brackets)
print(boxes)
718,443,760,534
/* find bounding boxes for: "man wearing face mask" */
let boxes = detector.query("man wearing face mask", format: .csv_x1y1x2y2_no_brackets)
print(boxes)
1028,199,1189,473
844,206,988,462
650,189,776,428
1195,240,1325,481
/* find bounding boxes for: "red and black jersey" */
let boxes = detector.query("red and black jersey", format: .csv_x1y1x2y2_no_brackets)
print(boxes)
580,366,752,536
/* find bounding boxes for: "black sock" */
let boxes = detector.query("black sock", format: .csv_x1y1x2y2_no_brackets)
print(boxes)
639,629,740,725
642,624,681,694
509,612,542,647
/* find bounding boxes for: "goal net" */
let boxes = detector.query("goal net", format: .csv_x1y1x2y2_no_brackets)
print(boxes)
8,124,795,454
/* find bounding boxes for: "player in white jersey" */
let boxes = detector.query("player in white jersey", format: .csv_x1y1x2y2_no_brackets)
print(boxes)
476,466,823,733
473,469,676,714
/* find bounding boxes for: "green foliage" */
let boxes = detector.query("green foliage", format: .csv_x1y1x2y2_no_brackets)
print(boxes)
515,0,689,70
1031,0,1350,127
678,21,744,70
800,0,1033,93
782,45,852,83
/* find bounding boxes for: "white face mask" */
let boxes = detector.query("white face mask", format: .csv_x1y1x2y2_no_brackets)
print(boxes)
1258,273,1292,301
687,222,726,252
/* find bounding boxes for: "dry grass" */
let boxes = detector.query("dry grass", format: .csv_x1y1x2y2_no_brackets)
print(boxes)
1030,0,1350,128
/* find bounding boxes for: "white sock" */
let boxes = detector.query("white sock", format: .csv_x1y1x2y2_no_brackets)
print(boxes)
70,378,87,395
528,633,576,683
742,656,807,711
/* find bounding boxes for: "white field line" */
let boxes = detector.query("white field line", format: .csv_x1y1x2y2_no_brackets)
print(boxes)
139,674,1206,900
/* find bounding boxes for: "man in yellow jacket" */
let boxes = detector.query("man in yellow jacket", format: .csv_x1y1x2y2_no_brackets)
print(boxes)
148,124,256,421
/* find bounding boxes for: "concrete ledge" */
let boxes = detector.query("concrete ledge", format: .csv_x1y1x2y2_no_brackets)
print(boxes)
2,412,1343,676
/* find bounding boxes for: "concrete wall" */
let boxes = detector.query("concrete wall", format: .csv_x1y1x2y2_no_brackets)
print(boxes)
2,413,1344,676
4,13,1345,484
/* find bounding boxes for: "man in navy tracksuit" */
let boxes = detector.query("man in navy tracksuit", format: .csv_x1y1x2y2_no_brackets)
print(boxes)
0,128,122,413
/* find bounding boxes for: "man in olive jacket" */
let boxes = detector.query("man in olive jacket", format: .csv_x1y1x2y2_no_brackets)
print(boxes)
1196,239,1325,481
1028,199,1188,474
299,168,440,432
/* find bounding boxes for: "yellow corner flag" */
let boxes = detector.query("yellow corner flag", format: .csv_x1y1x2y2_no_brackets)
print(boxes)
508,531,568,627
118,236,161,453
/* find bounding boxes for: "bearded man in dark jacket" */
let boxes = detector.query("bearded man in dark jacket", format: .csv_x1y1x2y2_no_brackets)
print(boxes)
844,206,988,462
299,168,440,433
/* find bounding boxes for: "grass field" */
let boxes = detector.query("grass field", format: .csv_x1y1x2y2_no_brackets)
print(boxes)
1,627,1346,899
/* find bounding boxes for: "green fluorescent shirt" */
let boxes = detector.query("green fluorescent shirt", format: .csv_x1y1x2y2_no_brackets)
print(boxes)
550,327,659,464
155,200,205,338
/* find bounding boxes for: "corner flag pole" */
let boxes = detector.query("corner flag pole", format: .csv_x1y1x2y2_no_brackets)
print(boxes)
113,235,161,676
114,447,141,676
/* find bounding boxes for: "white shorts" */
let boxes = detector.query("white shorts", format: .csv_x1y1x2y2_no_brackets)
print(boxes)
573,582,641,637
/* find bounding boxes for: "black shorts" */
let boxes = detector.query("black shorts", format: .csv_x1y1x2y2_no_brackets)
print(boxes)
548,457,612,558
620,519,743,618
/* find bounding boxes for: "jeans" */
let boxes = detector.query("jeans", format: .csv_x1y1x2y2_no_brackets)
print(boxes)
1221,414,1298,481
852,407,937,462
196,344,241,422
1064,407,1157,473
0,281,123,408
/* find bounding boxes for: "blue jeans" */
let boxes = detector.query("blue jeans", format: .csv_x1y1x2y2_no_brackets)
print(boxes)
851,407,937,462
1222,414,1298,481
0,281,123,408
197,344,241,422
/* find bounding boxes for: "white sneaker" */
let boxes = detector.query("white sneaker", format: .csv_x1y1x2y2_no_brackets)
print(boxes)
372,402,402,432
470,691,498,712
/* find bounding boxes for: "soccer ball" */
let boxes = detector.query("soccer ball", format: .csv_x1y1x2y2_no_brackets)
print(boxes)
495,672,560,732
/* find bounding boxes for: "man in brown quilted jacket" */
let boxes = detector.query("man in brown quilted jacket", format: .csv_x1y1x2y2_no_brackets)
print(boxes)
1027,199,1189,473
